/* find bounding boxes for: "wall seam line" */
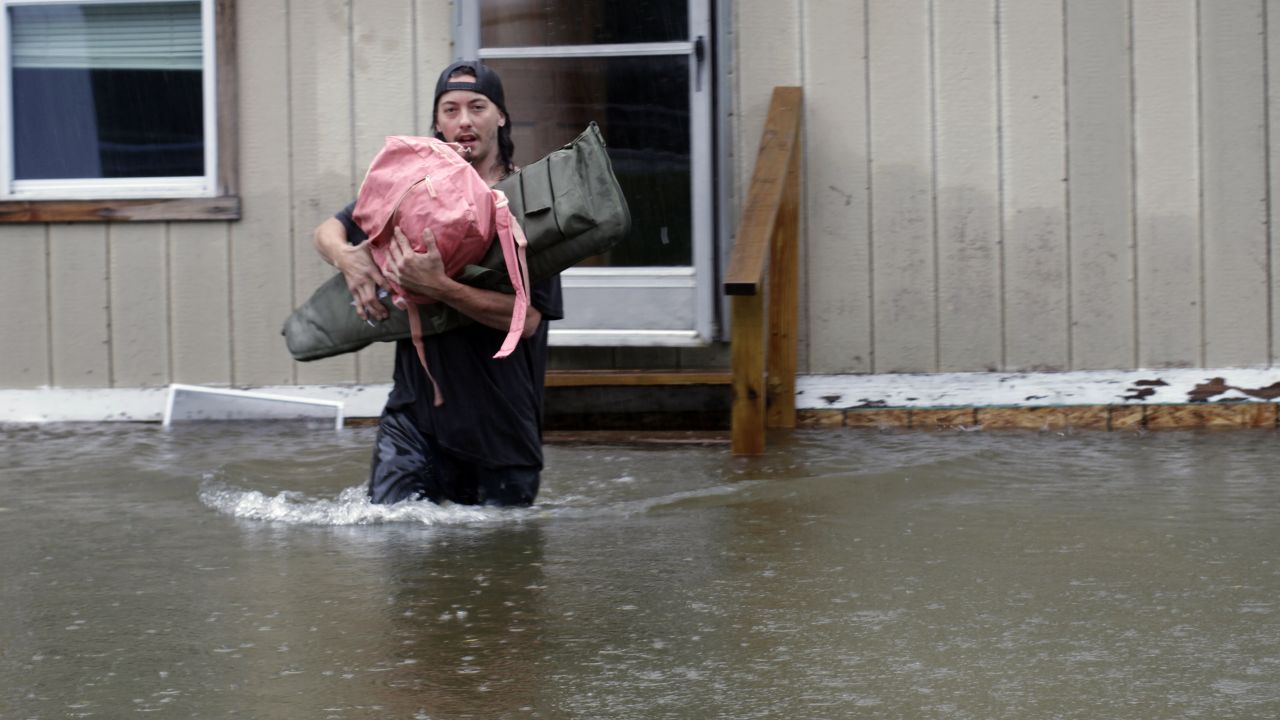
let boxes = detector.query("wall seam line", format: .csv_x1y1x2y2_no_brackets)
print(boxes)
1129,0,1140,369
44,226,53,385
349,0,361,382
864,0,876,373
995,0,1007,371
797,0,810,375
1062,0,1074,371
929,0,941,373
1196,0,1207,367
1263,0,1275,365
286,0,297,386
165,223,174,384
105,226,115,387
226,219,235,386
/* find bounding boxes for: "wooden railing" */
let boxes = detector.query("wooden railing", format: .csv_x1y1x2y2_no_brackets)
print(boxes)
724,87,803,456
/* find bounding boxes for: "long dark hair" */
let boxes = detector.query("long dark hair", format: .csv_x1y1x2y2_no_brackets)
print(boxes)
434,66,516,177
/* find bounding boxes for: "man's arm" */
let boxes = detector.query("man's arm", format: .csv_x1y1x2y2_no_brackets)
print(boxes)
312,217,390,322
383,226,542,338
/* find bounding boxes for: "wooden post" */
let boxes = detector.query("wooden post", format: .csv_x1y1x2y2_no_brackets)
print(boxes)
730,293,766,455
724,86,802,456
766,138,801,429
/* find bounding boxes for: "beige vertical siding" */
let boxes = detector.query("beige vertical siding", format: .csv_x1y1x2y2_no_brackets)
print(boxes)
1134,0,1200,368
169,222,232,383
289,0,358,386
1200,2,1270,367
108,224,170,387
736,0,802,193
998,0,1070,372
0,227,50,386
49,226,111,386
414,0,455,132
867,0,934,373
933,0,1001,372
1066,0,1135,370
802,1,871,373
232,0,295,386
780,0,1280,375
1271,0,1280,365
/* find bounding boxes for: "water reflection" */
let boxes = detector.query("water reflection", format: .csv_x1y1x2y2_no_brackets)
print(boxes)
366,526,549,715
2,424,1278,718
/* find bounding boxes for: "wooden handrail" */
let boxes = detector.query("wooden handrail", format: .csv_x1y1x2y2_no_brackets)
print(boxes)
724,87,804,296
724,87,803,456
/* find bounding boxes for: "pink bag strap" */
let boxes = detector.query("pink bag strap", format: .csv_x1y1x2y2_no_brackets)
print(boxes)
491,188,530,359
406,307,445,406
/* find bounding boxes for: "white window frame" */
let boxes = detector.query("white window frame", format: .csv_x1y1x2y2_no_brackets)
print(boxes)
457,0,717,348
0,0,218,201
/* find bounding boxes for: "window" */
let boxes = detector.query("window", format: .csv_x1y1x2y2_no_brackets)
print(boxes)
0,0,237,221
459,0,718,346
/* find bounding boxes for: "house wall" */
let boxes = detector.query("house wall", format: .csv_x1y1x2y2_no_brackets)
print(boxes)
0,0,451,390
784,0,1278,374
1,0,1277,393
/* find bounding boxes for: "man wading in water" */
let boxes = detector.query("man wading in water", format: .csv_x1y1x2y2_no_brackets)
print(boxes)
311,61,563,507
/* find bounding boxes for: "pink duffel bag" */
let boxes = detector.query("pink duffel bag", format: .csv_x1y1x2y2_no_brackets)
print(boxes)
353,135,529,405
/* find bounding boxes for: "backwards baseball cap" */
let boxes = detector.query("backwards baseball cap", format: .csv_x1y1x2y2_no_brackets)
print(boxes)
433,60,507,117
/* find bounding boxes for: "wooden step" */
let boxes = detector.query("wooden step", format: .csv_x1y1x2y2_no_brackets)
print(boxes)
545,370,732,388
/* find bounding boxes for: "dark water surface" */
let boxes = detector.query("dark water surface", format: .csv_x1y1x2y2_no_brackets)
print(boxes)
2,423,1278,719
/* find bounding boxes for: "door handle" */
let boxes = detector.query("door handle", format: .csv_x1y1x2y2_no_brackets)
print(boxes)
694,35,706,91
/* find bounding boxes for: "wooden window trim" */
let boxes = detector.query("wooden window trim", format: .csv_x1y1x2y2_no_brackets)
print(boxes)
0,0,239,224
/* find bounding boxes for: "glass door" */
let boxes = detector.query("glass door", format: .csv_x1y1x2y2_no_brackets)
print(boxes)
458,0,714,346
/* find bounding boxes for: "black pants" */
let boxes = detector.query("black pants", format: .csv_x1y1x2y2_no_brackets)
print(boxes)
367,408,540,507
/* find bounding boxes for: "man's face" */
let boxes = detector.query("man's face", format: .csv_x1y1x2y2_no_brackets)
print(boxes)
435,74,505,166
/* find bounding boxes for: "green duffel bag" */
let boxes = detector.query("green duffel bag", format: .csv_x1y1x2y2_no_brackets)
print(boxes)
283,122,631,362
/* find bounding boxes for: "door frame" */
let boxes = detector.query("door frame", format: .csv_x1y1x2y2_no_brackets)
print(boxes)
455,0,718,347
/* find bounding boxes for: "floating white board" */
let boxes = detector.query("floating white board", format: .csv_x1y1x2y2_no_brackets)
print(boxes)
162,384,344,429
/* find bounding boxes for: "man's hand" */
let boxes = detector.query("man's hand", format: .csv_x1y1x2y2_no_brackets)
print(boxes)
384,225,543,338
313,217,388,322
383,226,450,299
339,242,390,321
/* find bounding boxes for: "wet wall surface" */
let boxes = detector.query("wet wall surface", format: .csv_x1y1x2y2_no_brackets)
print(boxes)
2,423,1277,718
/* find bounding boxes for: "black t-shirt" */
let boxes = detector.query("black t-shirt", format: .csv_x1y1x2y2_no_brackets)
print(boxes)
336,203,564,470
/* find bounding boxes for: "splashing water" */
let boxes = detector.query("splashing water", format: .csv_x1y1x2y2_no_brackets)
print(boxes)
197,479,505,526
197,475,747,526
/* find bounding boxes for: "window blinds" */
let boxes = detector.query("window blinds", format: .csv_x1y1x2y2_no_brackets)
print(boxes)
10,2,201,71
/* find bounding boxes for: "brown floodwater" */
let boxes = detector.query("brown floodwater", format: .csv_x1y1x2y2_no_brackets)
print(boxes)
2,422,1278,719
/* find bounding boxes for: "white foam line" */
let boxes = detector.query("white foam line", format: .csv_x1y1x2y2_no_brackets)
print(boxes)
532,483,747,520
199,480,747,527
798,367,1280,410
199,483,503,526
6,366,1276,424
